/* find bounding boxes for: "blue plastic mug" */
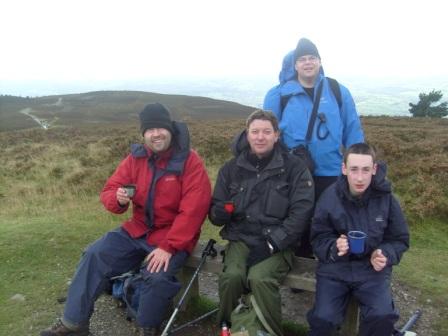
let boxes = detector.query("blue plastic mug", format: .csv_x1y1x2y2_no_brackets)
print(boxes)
348,231,367,254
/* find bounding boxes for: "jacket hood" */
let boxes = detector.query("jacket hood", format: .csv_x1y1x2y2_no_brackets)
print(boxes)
230,129,249,157
278,49,325,84
130,121,190,174
370,161,391,193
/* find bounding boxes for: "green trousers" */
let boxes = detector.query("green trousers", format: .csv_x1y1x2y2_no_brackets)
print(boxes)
218,241,293,336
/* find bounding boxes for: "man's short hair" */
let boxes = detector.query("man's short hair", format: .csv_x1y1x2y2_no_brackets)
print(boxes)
343,143,376,164
245,110,279,132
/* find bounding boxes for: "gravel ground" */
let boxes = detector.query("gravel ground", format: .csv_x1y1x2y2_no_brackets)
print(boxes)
88,272,437,336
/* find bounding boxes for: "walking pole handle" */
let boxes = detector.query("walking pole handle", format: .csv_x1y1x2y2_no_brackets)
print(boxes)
202,239,217,258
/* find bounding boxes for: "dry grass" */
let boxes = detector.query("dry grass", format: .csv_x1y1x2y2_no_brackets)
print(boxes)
1,116,447,221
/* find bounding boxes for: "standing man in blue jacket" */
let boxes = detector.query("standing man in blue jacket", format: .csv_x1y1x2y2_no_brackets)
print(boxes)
263,37,364,257
307,143,409,336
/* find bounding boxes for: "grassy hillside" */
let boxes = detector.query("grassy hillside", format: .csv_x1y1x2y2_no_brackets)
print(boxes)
0,116,447,334
2,116,446,220
0,91,255,131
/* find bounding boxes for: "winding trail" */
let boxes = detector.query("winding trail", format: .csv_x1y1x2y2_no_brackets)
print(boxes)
19,107,50,129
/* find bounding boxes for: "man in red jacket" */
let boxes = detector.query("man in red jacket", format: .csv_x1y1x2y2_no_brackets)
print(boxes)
41,103,212,336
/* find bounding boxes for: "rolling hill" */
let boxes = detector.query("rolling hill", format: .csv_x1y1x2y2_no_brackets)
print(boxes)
0,91,255,132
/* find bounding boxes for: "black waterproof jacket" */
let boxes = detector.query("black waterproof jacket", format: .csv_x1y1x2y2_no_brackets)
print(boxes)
209,131,315,250
310,162,409,281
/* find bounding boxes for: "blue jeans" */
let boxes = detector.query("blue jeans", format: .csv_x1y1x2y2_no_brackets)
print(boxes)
307,275,399,336
63,227,188,328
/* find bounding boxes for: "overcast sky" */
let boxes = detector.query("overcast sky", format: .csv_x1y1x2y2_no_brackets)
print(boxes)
1,0,448,84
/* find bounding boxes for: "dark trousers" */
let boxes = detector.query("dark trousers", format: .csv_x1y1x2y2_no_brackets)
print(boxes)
62,228,188,328
296,176,338,258
307,275,399,336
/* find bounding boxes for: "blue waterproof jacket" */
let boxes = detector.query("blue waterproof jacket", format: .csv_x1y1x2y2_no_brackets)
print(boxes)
310,162,409,281
263,50,364,177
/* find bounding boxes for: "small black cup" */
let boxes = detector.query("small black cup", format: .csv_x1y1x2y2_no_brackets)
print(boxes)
123,184,136,198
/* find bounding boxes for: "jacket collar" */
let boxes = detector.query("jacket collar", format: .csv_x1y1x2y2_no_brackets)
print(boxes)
280,73,325,97
235,143,285,173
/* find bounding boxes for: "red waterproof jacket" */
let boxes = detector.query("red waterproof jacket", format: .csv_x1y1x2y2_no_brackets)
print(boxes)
100,122,211,254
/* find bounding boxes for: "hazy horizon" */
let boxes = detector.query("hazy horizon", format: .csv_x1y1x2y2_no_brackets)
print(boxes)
2,75,448,117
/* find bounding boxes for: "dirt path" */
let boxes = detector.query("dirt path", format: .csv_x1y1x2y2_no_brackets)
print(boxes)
88,272,437,335
19,108,50,129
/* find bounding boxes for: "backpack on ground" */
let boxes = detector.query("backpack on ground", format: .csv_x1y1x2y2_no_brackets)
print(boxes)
111,271,143,321
230,294,274,336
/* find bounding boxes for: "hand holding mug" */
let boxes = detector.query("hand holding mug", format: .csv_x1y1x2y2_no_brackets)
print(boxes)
336,234,349,256
116,187,131,206
212,201,234,225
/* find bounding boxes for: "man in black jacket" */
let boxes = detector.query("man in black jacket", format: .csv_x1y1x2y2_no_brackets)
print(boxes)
307,143,410,336
209,110,315,336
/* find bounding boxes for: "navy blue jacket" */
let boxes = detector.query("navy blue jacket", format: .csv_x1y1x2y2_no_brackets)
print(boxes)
310,162,409,281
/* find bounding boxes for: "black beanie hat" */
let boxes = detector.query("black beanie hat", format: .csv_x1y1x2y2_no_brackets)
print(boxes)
294,38,320,60
139,103,174,135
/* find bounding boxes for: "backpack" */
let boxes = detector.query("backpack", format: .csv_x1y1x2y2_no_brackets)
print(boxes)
279,77,342,119
111,271,143,321
230,294,274,336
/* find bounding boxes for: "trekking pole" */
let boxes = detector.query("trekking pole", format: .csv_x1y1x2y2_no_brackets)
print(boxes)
160,239,217,336
166,307,219,335
394,309,422,336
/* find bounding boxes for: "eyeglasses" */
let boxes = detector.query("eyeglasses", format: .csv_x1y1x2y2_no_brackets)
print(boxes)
296,55,319,63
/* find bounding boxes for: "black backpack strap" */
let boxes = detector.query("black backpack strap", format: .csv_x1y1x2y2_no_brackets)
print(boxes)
279,77,341,122
279,94,293,121
326,77,342,109
305,81,324,142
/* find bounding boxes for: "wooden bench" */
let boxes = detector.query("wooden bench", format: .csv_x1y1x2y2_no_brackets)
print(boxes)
181,242,360,336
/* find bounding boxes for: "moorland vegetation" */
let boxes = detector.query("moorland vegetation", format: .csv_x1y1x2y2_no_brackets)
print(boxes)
0,104,447,334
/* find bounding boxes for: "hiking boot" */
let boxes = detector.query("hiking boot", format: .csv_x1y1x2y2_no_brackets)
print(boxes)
140,327,159,336
40,319,89,336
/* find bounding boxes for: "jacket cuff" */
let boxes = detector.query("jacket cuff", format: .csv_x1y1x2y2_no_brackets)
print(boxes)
377,244,394,266
158,241,176,255
266,237,279,254
109,199,128,213
267,228,287,251
328,241,347,263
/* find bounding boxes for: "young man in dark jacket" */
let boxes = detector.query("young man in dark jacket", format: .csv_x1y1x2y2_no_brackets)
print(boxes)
209,110,315,336
307,143,409,336
41,103,211,336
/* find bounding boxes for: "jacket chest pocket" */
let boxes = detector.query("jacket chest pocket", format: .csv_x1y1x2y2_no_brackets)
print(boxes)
264,181,289,219
156,175,182,207
367,210,388,242
229,182,246,215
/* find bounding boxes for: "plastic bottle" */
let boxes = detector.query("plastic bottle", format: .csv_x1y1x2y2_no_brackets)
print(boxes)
220,322,231,336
